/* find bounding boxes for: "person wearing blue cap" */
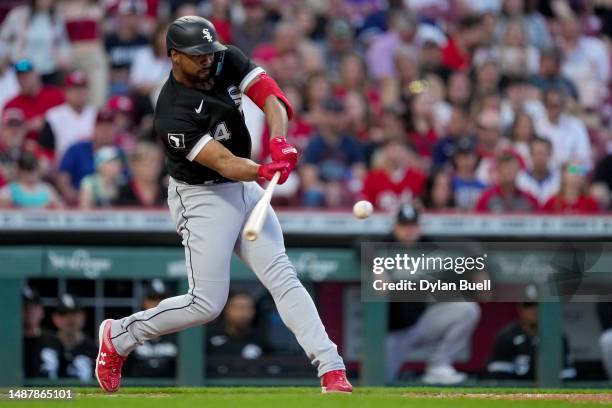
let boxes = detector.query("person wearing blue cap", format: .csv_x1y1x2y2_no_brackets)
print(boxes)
56,108,124,205
78,146,124,208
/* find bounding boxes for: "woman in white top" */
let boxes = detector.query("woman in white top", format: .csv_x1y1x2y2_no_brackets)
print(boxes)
0,0,72,84
129,22,171,106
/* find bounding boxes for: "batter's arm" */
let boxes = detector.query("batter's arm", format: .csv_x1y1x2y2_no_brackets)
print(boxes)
244,76,291,138
262,95,289,139
193,139,259,182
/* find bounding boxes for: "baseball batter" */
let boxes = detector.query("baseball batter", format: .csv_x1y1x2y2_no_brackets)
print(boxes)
95,16,352,394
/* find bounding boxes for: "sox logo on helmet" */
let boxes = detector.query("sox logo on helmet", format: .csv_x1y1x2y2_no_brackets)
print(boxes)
202,28,213,43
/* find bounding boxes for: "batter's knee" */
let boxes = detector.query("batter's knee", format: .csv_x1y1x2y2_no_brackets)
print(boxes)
189,283,229,323
455,302,481,327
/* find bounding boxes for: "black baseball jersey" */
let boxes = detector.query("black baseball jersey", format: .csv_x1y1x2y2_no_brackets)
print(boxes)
125,336,177,378
486,322,576,380
154,45,263,185
23,330,63,379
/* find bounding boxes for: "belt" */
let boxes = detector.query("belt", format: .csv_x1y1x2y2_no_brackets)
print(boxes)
171,177,236,186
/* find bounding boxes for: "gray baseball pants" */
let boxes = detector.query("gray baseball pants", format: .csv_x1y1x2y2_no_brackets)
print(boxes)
385,302,480,381
110,178,345,376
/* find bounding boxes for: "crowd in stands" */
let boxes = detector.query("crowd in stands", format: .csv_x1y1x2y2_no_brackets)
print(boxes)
0,0,611,214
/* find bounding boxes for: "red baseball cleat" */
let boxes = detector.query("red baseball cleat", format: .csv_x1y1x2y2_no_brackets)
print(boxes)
95,319,126,393
321,370,353,394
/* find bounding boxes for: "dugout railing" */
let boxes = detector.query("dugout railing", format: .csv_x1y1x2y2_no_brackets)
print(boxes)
1,210,611,388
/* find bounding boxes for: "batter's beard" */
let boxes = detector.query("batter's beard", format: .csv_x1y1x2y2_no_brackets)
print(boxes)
185,70,214,90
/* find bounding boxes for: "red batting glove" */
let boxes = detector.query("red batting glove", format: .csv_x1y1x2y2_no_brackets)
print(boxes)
269,137,298,170
258,161,291,185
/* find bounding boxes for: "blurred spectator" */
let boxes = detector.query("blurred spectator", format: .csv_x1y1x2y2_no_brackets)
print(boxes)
496,0,552,50
421,168,455,210
207,0,233,44
301,98,365,207
533,88,592,170
125,280,177,377
558,14,610,108
322,19,356,83
528,47,578,100
302,72,331,127
386,204,480,384
441,14,483,71
363,106,406,164
432,105,472,167
542,162,599,213
0,153,63,209
334,53,381,121
404,88,439,164
475,109,509,185
493,18,540,76
451,137,486,211
39,71,96,162
3,59,64,143
487,302,575,380
60,0,108,107
23,286,63,379
475,149,538,212
381,45,419,109
343,91,371,143
507,111,536,167
362,140,426,211
500,76,539,130
252,20,323,76
0,109,28,186
57,108,119,205
107,95,137,152
591,153,612,210
232,0,273,57
472,60,501,100
79,146,123,208
0,43,19,111
516,137,560,206
129,22,171,107
206,291,270,375
115,142,166,207
51,294,97,381
366,11,417,81
0,0,72,84
105,0,149,96
446,70,473,108
597,302,612,381
419,40,452,84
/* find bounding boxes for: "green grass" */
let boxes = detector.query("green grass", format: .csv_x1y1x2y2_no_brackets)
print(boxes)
2,387,612,408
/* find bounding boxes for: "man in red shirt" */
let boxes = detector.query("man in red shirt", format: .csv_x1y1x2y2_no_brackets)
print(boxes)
476,149,538,213
362,140,426,211
3,59,64,144
442,15,484,71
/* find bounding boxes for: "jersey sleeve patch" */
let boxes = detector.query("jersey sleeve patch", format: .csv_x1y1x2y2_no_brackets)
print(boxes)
167,133,186,149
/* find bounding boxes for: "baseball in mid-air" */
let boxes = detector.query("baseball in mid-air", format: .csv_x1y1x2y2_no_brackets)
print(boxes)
353,200,373,219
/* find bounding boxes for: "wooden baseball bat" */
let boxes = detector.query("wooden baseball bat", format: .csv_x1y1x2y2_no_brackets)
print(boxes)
243,171,280,241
